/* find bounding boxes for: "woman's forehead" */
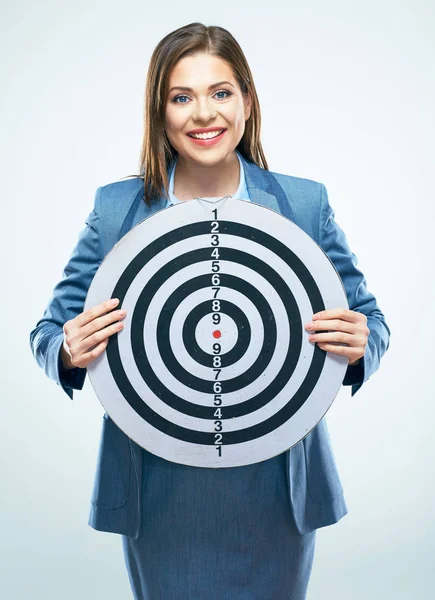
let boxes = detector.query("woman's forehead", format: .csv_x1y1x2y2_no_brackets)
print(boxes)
168,53,236,87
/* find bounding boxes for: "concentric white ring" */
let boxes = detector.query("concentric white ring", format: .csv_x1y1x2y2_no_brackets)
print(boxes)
194,313,239,354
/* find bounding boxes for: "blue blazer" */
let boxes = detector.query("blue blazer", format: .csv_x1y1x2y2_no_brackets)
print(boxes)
30,153,390,538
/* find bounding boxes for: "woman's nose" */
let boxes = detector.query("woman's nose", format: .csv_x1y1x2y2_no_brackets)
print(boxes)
193,98,217,122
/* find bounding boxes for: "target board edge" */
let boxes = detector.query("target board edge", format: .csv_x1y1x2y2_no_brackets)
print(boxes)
85,198,348,467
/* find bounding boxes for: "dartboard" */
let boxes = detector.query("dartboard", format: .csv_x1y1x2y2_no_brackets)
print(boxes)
84,197,348,468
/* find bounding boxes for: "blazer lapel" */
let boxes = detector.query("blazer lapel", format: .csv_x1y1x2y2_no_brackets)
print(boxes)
239,153,296,223
119,183,166,239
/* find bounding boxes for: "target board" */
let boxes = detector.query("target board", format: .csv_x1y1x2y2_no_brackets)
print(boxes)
84,197,349,468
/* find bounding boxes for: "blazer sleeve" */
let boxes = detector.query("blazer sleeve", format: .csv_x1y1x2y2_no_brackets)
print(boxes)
318,183,391,396
29,187,104,400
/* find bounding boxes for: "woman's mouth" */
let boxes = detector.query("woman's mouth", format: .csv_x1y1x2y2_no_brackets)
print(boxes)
186,129,227,146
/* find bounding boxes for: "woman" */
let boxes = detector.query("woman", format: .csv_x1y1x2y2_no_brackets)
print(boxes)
30,22,390,600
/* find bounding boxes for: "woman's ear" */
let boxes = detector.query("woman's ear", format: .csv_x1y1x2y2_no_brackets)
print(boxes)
244,91,252,121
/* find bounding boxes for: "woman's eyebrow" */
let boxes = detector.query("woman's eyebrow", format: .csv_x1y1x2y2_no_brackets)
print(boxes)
168,81,235,93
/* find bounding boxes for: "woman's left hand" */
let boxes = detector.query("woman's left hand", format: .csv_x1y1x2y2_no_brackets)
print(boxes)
304,308,369,366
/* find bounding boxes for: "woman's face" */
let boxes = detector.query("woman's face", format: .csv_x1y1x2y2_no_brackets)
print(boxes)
164,53,252,167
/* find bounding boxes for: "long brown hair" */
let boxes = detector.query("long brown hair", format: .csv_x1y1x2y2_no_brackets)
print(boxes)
133,23,268,205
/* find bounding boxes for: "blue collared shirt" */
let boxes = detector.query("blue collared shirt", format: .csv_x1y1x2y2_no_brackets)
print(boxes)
166,150,251,206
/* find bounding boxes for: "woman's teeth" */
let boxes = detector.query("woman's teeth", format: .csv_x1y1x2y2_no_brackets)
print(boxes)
188,129,224,139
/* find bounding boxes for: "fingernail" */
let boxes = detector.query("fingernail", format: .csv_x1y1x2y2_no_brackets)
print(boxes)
305,323,313,329
111,298,119,306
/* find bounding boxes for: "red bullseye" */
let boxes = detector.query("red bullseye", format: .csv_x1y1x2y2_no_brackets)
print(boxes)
212,330,221,339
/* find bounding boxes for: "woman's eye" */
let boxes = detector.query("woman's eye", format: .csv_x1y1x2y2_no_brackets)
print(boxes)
215,90,232,100
173,95,189,104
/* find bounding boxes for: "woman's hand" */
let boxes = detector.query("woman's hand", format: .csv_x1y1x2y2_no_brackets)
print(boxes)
304,308,369,365
61,298,126,369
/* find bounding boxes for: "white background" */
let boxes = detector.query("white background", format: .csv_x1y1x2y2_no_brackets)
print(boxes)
2,0,434,598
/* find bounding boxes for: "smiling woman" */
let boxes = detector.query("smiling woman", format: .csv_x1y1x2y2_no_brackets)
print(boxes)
29,20,390,600
163,54,252,199
137,24,267,207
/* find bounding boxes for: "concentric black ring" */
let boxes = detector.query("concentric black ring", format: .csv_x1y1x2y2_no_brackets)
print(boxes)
182,300,251,367
132,252,296,409
106,221,326,445
156,272,276,393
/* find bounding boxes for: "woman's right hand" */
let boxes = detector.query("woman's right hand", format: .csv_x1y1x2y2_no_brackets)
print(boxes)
60,298,126,369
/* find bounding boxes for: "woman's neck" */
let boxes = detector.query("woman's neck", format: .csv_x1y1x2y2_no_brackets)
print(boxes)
173,152,240,201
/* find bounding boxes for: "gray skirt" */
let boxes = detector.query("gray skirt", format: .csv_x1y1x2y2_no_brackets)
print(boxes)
122,449,316,600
